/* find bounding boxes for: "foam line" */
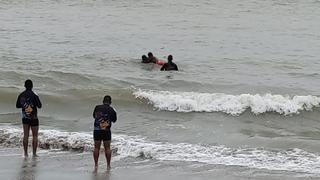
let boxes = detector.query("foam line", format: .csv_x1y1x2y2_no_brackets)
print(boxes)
133,89,320,115
1,126,320,174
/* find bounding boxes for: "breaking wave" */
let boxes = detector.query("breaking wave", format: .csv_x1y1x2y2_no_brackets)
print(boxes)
0,126,93,152
133,89,320,115
1,125,320,174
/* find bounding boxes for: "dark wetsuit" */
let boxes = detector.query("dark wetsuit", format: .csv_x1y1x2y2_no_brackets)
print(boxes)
160,62,178,71
16,90,42,126
93,104,117,141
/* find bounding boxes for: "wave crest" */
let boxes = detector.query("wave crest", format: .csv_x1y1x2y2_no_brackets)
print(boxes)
133,89,320,115
0,127,93,152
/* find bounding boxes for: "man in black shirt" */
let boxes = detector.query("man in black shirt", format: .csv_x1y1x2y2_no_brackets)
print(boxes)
93,95,117,171
160,55,178,71
16,79,42,157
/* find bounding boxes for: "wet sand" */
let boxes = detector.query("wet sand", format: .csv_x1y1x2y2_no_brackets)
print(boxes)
0,147,312,180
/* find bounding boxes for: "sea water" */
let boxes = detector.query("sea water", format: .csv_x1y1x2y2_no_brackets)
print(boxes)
1,0,320,179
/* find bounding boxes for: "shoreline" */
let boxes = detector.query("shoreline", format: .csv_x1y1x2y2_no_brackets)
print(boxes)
0,147,315,180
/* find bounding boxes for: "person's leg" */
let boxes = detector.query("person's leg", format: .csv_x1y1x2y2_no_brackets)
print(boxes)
94,140,101,169
103,140,111,169
22,124,30,157
30,126,39,156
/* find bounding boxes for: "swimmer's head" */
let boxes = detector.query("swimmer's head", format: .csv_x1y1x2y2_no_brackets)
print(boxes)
168,55,173,62
103,95,112,105
24,79,33,90
142,55,148,61
148,52,153,58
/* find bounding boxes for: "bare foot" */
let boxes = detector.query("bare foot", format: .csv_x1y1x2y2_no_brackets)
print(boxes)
93,165,98,174
107,165,111,171
33,154,39,158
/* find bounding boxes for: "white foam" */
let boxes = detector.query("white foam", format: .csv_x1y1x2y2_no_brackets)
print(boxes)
133,89,320,115
0,126,93,152
38,129,93,151
114,135,320,174
1,125,320,174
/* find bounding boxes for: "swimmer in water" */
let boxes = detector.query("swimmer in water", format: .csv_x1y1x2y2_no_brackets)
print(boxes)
160,55,178,71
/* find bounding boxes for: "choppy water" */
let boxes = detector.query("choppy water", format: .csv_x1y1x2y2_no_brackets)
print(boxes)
1,0,320,179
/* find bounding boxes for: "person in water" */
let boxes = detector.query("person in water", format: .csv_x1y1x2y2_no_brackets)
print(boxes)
146,52,166,65
147,52,158,63
141,55,152,63
160,55,178,71
93,95,117,171
16,79,42,157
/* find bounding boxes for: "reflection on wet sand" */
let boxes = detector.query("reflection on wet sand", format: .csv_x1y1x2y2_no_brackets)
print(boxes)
18,157,38,180
92,169,111,180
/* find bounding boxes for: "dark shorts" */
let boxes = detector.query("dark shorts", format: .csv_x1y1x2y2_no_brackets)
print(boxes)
93,130,111,141
22,118,39,126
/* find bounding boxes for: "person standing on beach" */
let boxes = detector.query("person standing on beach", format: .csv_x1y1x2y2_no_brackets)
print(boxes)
93,95,117,171
16,79,42,157
160,55,178,71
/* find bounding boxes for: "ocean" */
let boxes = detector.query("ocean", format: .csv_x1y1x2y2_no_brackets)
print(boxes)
1,0,320,179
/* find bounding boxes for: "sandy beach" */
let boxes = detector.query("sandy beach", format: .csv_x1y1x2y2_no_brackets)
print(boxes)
0,147,313,180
